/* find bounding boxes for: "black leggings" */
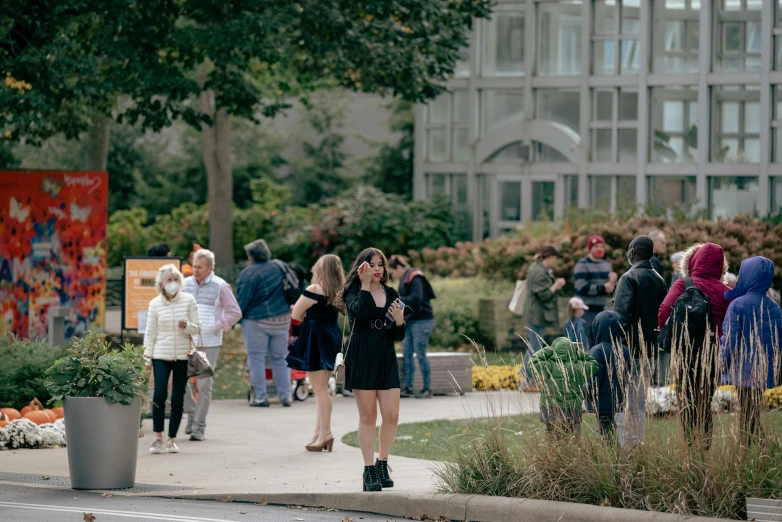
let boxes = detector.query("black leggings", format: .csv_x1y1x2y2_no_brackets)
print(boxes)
152,359,189,438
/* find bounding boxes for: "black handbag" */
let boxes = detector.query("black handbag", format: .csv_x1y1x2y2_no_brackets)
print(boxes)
274,260,301,305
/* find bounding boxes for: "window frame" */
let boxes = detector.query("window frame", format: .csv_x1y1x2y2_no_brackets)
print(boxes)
650,86,699,163
712,85,762,163
591,0,642,76
652,0,700,73
482,4,525,78
715,0,762,72
590,87,640,163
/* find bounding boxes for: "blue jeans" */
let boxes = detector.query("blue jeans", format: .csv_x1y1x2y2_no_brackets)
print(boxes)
403,319,434,390
242,320,291,402
523,324,546,385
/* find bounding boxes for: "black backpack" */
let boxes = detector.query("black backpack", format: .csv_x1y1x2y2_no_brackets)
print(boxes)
658,277,711,354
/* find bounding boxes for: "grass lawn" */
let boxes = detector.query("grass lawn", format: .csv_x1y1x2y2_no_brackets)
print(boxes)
341,411,782,461
212,329,249,400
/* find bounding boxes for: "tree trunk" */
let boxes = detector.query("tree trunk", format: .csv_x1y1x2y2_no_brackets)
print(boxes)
84,117,111,171
200,89,235,267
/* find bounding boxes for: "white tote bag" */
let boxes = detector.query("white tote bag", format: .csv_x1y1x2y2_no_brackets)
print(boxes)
508,280,527,316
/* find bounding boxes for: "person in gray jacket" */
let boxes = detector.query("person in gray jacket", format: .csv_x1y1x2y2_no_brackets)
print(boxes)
522,245,566,390
182,249,242,441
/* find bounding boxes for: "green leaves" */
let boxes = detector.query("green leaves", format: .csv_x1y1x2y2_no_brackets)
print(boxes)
44,331,146,406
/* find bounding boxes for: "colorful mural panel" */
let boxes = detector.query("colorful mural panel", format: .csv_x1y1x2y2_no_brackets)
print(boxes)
0,171,108,340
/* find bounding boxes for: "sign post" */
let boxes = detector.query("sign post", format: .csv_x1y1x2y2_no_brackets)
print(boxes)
122,257,182,343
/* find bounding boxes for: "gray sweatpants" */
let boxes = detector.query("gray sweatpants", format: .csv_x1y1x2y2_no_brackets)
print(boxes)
184,346,220,434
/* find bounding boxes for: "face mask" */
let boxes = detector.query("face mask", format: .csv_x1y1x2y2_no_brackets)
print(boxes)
592,248,605,259
164,282,180,295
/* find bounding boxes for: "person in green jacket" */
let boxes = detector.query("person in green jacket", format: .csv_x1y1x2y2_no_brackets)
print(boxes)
529,337,599,438
522,245,566,390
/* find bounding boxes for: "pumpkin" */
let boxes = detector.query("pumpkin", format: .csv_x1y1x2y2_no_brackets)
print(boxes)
43,409,57,423
23,410,51,425
20,398,44,417
0,408,20,421
51,407,64,420
0,412,9,428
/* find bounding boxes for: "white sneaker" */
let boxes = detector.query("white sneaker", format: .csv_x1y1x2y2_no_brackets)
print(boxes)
149,439,164,454
165,439,179,453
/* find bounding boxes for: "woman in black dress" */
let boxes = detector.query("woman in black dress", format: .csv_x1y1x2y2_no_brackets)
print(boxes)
286,254,345,452
337,248,405,492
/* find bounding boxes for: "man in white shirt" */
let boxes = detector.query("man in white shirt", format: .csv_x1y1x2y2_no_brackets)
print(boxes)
182,249,242,441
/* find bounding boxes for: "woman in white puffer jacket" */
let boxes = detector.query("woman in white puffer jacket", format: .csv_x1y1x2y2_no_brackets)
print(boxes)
144,264,202,454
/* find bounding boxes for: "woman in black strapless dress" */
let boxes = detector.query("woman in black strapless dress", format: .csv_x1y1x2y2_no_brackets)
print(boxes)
286,254,345,452
338,248,405,492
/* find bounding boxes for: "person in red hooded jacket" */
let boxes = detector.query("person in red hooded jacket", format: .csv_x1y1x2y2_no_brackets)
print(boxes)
657,243,731,445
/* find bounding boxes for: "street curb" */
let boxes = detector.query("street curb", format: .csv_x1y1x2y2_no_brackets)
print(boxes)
139,491,736,522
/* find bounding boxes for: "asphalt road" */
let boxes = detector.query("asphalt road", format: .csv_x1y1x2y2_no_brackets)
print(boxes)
0,484,398,522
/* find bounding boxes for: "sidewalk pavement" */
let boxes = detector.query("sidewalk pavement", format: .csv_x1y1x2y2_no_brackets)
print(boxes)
0,390,539,495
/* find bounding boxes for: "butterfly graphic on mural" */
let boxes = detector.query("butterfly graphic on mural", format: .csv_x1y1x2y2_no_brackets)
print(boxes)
43,178,62,198
10,197,30,222
70,202,91,223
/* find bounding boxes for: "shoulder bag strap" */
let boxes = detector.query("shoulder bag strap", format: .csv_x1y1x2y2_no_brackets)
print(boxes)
340,318,355,359
683,277,694,289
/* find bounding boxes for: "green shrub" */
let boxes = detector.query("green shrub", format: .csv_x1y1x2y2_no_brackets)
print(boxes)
428,278,516,349
0,335,66,408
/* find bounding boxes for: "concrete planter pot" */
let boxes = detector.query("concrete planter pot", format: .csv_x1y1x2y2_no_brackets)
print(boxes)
63,396,141,490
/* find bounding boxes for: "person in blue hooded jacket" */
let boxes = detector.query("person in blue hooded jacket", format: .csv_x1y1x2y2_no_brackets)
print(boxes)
586,311,631,438
721,256,782,447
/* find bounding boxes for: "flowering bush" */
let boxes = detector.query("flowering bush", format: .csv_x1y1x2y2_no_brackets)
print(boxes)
408,216,782,292
472,365,523,391
0,418,66,450
766,386,782,409
646,386,678,417
712,385,739,413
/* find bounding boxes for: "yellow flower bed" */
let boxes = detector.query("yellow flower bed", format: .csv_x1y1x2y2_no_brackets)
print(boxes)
472,365,523,391
765,386,782,409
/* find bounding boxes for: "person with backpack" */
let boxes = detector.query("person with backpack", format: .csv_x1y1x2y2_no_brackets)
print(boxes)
388,256,437,399
721,256,782,447
611,236,668,448
586,311,631,439
657,243,731,446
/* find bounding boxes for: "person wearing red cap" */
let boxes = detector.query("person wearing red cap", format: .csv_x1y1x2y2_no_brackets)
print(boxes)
573,235,617,344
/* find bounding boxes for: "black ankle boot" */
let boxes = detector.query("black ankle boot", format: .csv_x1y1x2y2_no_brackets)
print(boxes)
375,458,394,488
363,465,382,491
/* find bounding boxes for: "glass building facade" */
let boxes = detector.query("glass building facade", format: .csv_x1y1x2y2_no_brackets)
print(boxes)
414,0,782,240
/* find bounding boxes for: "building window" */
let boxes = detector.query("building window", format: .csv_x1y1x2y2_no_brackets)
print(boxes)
591,88,639,163
455,45,471,78
535,143,569,162
532,181,555,221
590,175,637,212
590,176,613,211
486,142,529,163
651,87,698,163
772,177,782,212
776,1,782,70
538,0,583,75
564,175,579,210
592,0,641,75
716,0,762,72
483,7,524,77
536,88,581,136
482,90,524,134
647,176,698,213
775,85,782,162
499,180,522,222
713,86,761,163
426,173,468,207
653,0,700,73
426,90,470,163
709,176,760,218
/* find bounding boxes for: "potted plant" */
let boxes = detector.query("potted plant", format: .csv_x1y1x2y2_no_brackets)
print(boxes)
45,331,146,489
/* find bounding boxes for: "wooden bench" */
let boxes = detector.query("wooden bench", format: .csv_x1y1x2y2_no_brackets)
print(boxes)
396,352,472,395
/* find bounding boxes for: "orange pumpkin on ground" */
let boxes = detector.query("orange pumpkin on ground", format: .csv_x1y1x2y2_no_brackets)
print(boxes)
23,410,51,425
50,407,64,420
42,409,57,423
0,412,9,428
20,398,44,417
0,408,20,421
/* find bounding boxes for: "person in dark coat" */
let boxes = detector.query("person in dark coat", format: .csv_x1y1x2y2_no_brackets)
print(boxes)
611,235,668,448
388,256,437,399
586,311,631,438
721,256,782,447
658,243,731,446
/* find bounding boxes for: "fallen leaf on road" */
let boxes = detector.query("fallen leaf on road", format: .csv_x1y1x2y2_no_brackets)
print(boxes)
169,473,174,476
101,493,112,498
41,476,50,480
239,512,247,515
341,517,354,522
256,501,268,506
222,496,234,503
83,513,96,521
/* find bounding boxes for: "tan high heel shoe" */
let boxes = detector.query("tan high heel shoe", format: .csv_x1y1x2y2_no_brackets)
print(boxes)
305,436,335,452
305,434,318,449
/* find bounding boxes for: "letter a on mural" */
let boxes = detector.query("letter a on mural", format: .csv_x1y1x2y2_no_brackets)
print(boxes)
0,170,108,340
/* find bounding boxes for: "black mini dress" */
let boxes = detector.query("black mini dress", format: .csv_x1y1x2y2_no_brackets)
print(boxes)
286,290,342,372
343,285,405,391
